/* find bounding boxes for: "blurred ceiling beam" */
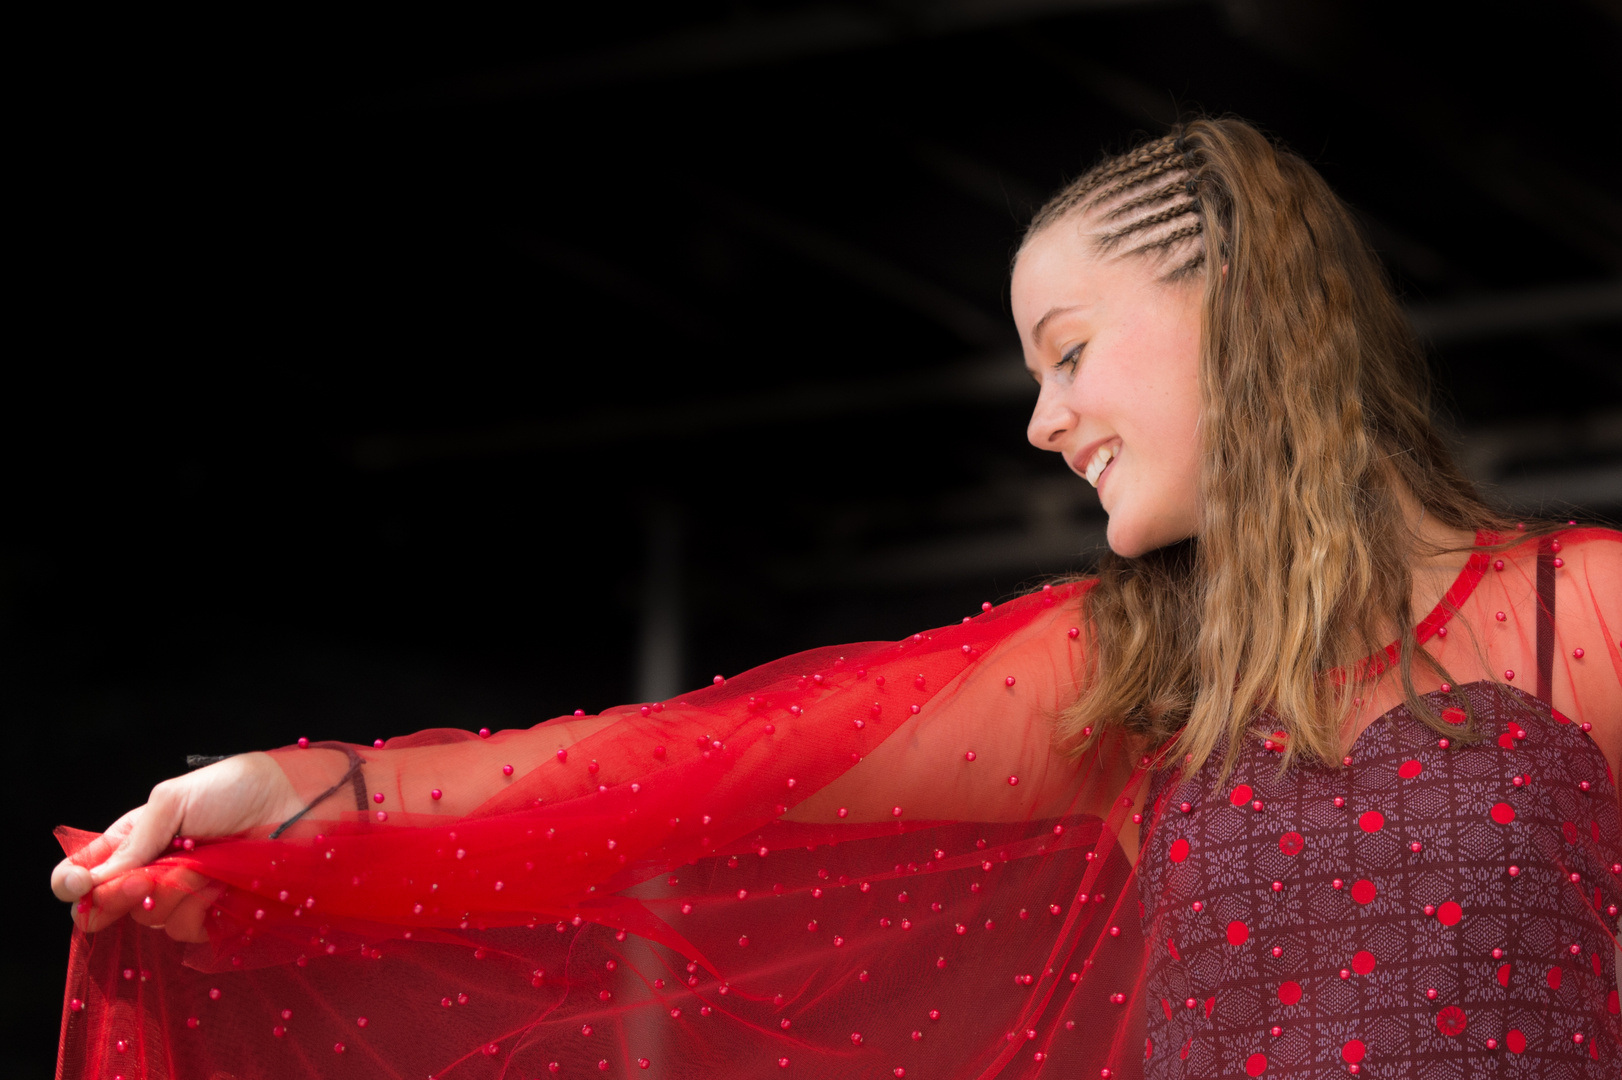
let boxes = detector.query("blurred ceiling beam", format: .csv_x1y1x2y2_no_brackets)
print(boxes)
1406,280,1622,342
358,0,1174,107
707,193,1012,348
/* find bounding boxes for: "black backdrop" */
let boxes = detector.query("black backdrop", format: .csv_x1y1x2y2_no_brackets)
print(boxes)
8,2,1621,1073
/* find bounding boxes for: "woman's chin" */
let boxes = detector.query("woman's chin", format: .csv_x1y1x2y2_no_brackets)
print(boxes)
1104,516,1192,560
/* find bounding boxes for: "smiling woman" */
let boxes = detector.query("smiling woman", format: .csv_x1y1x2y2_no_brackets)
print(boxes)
51,117,1622,1079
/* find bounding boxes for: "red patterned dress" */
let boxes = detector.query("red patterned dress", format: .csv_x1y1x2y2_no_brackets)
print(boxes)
55,530,1621,1078
1140,532,1622,1078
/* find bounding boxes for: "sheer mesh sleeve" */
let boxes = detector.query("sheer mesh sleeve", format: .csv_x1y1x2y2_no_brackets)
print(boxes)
57,581,1154,1080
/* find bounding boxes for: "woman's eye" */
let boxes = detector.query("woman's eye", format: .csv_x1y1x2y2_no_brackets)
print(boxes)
1055,343,1085,371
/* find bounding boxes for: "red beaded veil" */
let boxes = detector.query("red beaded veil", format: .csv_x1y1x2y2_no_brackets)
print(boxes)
54,529,1622,1078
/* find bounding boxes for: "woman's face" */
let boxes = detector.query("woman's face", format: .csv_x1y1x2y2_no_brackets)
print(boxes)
1012,220,1205,558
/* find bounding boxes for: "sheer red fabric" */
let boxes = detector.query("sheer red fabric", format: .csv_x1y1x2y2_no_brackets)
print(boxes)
55,529,1622,1079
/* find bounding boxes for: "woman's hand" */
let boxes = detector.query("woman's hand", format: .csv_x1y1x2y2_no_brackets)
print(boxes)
50,751,331,941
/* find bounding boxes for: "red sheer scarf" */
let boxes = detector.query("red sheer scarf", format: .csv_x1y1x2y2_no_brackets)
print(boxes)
56,530,1622,1078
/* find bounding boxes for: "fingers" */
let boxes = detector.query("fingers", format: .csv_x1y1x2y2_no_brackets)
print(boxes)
80,786,186,895
51,808,143,901
128,868,210,930
76,871,156,933
52,860,94,903
165,882,224,944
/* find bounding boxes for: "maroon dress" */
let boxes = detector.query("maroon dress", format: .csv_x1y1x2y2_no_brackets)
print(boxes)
1140,538,1622,1078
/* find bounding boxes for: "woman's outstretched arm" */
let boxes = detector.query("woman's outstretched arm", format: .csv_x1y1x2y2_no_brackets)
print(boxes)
52,582,1123,941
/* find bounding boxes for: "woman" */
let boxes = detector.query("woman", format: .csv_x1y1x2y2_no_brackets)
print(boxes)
52,117,1621,1078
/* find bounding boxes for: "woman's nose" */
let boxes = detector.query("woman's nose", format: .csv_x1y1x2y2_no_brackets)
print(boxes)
1026,386,1071,451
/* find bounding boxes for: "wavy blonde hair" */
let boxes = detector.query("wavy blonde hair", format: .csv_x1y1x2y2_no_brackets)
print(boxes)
1024,117,1541,779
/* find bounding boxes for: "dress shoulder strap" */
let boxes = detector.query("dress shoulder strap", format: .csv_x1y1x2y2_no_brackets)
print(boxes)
1535,536,1556,703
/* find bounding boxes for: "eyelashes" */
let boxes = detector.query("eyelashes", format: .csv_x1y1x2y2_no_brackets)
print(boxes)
1055,342,1086,372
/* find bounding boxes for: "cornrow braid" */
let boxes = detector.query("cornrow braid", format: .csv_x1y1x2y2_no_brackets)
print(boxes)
1028,133,1184,230
1103,178,1193,222
1096,201,1200,250
1023,129,1206,280
1087,153,1191,207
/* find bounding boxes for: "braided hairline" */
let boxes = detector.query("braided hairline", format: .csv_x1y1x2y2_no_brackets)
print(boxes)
1101,179,1193,222
1086,154,1190,210
1027,135,1183,234
1096,201,1200,250
1024,129,1208,281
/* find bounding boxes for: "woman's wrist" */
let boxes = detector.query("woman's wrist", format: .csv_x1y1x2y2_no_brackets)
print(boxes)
263,746,363,818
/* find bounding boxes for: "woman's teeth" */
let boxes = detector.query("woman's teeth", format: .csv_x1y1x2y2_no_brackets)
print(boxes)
1084,444,1116,487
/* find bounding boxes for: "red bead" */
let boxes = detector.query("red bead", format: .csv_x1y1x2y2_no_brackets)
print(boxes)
1271,946,1283,958
1008,776,1019,786
1005,676,1016,687
430,788,442,800
1270,1026,1282,1037
1573,647,1585,659
1495,611,1507,622
503,765,514,776
297,737,309,748
478,728,490,738
1067,627,1080,639
373,739,385,749
964,751,976,761
1503,669,1515,681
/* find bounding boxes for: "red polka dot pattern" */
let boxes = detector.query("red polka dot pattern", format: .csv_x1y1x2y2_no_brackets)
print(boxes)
1141,680,1621,1078
1435,1005,1467,1037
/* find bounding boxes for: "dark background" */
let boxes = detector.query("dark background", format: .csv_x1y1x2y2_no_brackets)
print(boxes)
7,1,1621,1072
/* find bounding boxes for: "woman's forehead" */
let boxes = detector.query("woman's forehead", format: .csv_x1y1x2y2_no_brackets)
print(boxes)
1012,223,1135,321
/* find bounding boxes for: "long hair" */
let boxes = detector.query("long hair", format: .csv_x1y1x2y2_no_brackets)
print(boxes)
1023,117,1540,780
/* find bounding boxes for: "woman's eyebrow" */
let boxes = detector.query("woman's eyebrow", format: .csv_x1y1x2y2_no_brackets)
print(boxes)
1030,304,1083,349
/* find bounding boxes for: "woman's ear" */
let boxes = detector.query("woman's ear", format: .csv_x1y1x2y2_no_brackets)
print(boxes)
1220,263,1229,277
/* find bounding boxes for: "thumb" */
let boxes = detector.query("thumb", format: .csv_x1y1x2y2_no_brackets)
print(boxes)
85,789,186,892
